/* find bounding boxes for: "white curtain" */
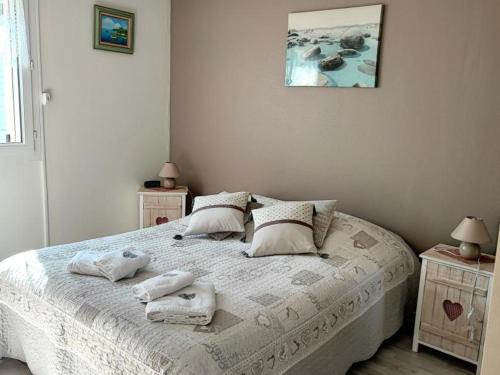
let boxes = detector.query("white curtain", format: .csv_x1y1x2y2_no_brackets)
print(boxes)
6,0,29,68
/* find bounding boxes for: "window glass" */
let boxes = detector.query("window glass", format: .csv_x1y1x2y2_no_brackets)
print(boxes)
0,0,29,144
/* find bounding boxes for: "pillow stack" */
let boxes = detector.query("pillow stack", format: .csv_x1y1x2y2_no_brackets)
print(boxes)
179,191,336,258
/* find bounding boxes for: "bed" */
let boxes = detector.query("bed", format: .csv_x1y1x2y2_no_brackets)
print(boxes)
0,211,419,375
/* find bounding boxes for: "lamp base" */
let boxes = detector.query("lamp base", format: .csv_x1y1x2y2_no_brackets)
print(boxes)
458,242,480,260
162,178,176,189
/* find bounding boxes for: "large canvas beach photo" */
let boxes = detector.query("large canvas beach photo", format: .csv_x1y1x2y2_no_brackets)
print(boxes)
94,5,135,54
285,5,383,88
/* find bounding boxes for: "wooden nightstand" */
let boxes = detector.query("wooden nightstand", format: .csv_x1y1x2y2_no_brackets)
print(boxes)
138,186,188,229
412,244,495,374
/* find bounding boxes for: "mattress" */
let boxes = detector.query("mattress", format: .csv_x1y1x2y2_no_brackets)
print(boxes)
0,212,418,375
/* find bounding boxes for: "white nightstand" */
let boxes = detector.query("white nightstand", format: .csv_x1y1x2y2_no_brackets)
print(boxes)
138,186,188,228
412,244,495,374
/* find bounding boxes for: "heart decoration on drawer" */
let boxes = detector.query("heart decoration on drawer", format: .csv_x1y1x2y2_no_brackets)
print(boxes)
443,300,463,321
156,217,169,225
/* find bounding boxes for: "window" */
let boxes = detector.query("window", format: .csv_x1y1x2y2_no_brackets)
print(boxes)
0,0,40,155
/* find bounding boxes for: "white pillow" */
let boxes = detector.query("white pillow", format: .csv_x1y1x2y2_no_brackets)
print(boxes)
183,192,250,236
244,202,317,257
209,200,262,240
251,194,337,248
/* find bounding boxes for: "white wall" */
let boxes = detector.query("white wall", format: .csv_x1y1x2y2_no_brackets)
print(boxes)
0,158,45,259
0,0,46,261
39,0,171,245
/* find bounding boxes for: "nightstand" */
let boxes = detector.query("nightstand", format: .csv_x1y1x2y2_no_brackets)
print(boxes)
412,244,495,374
138,186,188,229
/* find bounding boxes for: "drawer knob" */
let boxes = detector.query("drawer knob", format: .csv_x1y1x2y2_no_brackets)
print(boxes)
443,300,463,321
156,217,169,225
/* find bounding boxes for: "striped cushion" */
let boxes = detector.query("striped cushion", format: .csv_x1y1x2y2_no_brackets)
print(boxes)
183,192,250,236
244,202,317,257
208,200,262,241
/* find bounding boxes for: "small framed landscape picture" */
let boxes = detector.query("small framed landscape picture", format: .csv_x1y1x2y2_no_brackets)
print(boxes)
94,5,134,54
285,5,384,88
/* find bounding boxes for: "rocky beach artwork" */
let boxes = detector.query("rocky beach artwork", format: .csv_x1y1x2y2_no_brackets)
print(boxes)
285,5,383,87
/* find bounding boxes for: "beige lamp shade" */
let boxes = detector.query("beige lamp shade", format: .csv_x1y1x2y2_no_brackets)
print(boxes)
451,216,491,244
158,162,180,178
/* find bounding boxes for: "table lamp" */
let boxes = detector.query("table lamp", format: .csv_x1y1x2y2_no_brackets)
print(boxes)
451,216,491,259
158,162,180,189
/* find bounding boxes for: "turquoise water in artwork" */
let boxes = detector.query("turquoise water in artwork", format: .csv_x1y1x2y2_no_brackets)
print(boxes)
285,25,380,88
100,16,129,46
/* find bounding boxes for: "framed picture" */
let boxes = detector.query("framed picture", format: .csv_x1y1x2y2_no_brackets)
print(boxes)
285,5,384,88
94,5,134,54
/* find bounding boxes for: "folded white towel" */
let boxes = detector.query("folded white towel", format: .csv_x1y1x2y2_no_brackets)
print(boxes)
67,251,138,279
133,270,195,302
145,281,216,325
68,251,104,277
94,247,151,282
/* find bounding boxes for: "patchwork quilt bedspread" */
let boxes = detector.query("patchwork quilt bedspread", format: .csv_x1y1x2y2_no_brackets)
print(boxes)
0,212,416,375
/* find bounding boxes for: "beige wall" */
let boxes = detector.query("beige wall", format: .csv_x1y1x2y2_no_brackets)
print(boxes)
40,0,171,245
481,228,500,374
171,0,500,252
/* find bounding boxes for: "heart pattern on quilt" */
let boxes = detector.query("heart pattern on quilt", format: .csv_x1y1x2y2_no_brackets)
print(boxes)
443,300,463,321
251,359,264,375
156,217,169,225
266,354,275,369
255,313,272,328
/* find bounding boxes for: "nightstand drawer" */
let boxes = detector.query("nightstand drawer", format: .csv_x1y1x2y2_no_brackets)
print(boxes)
138,186,188,229
143,196,182,209
419,261,488,362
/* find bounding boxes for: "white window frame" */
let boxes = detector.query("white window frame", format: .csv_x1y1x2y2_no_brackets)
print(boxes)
0,0,42,160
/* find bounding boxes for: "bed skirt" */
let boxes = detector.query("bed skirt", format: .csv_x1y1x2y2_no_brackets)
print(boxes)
287,278,408,374
0,279,409,375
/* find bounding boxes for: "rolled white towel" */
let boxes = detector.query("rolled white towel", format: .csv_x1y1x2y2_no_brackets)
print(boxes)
146,281,216,325
94,247,150,282
133,270,195,302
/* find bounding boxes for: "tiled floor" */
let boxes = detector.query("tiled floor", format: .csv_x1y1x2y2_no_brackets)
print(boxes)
348,330,476,375
1,329,476,375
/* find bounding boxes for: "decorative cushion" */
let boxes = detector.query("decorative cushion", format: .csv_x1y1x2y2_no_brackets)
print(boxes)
252,194,337,248
209,200,263,241
183,192,250,236
244,202,317,257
